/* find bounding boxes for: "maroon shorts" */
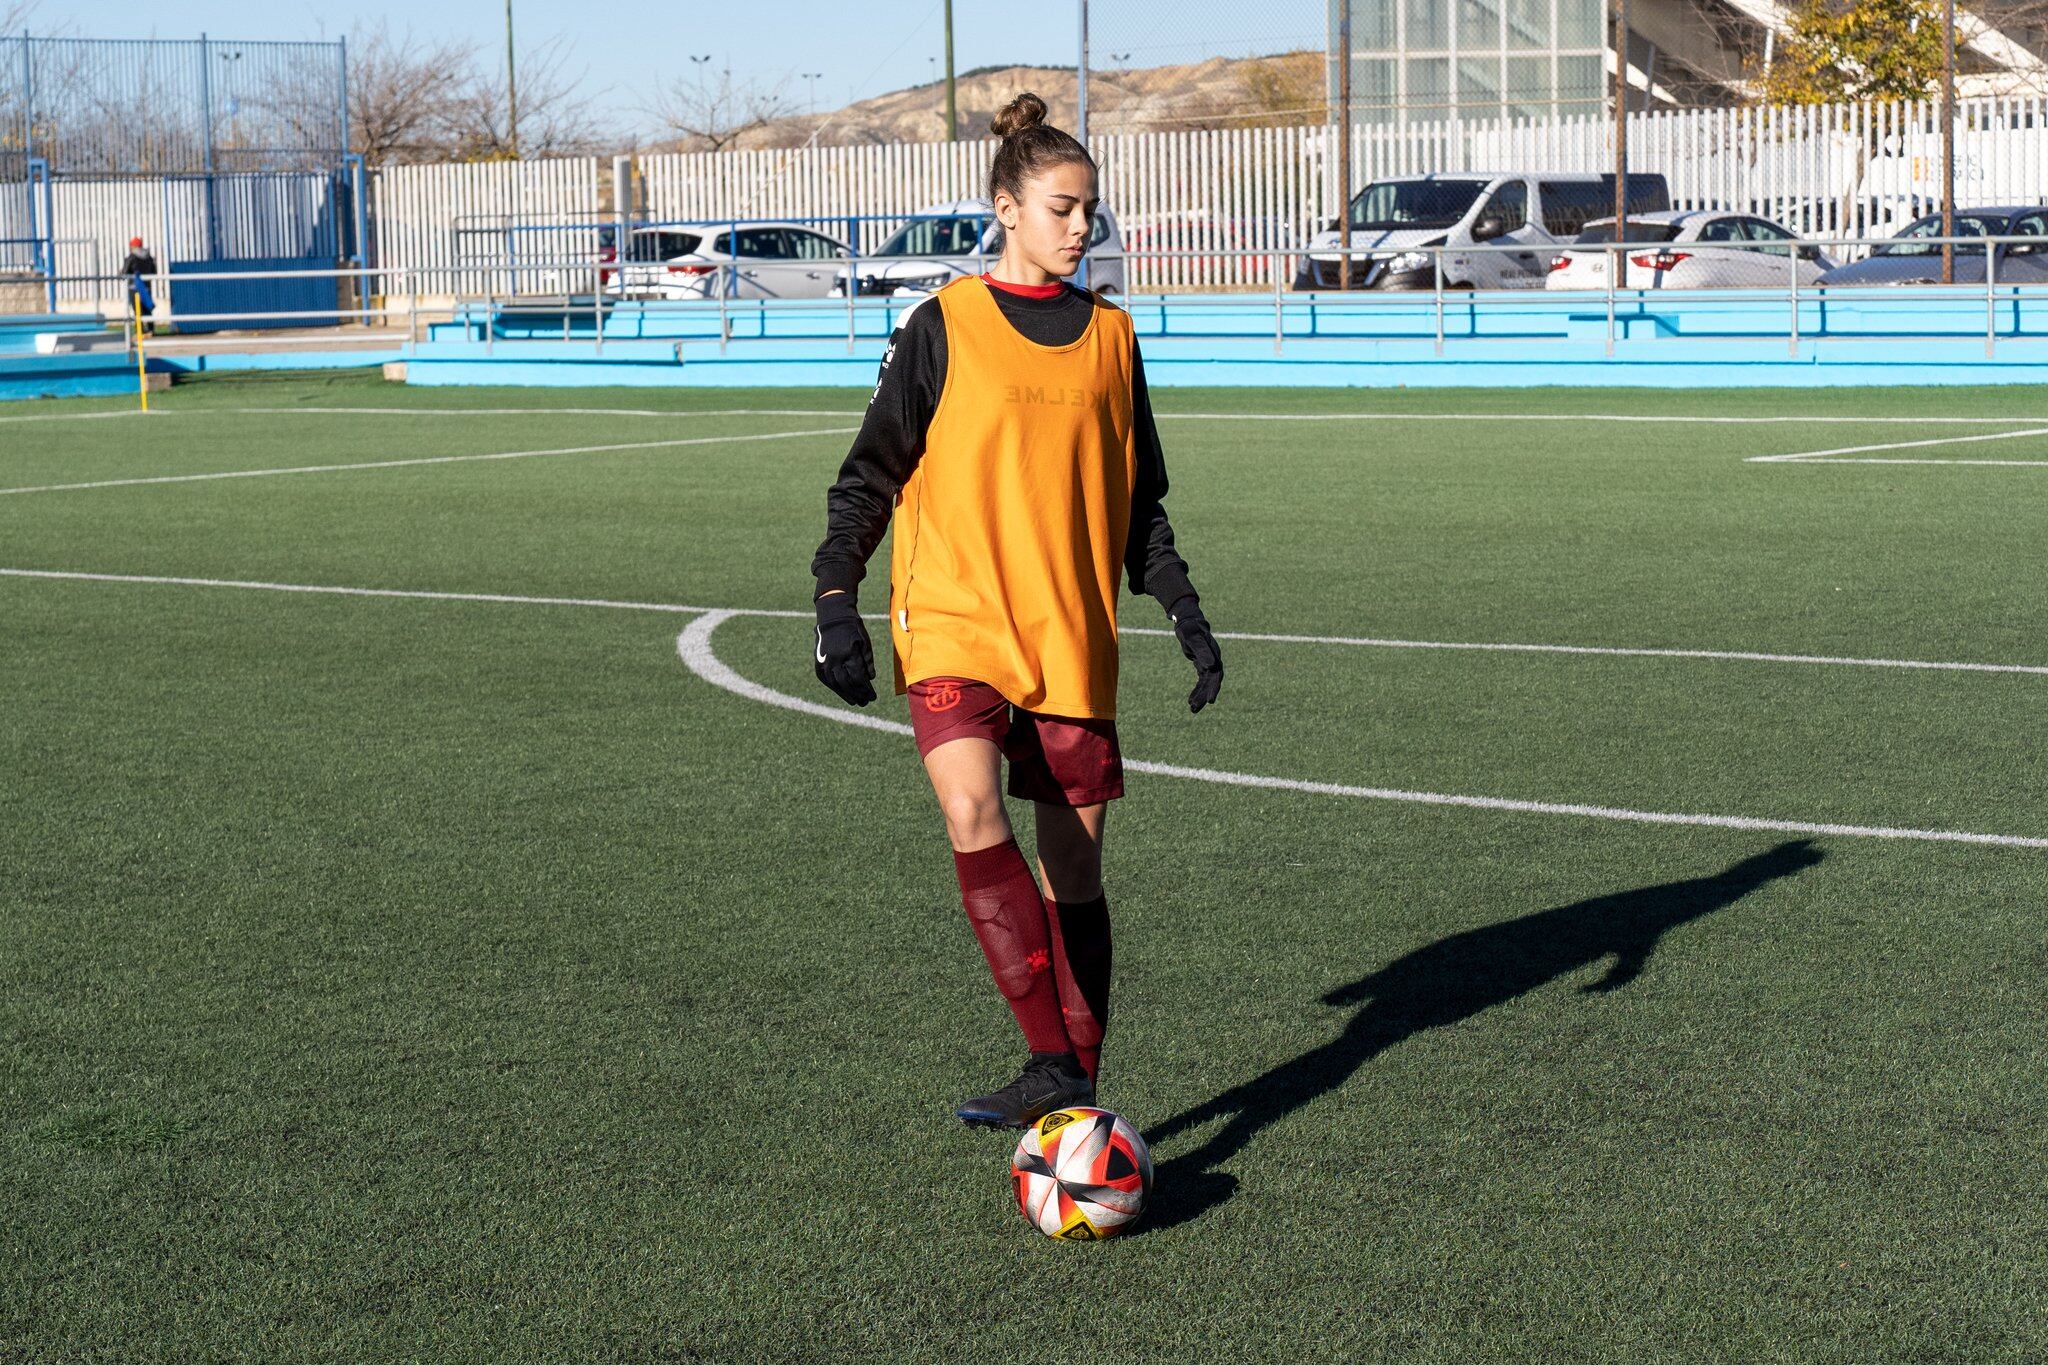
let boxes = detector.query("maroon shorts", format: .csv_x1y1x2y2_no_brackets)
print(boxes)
906,677,1124,807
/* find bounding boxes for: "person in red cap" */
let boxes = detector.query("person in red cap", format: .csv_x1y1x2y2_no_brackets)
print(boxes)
120,236,158,335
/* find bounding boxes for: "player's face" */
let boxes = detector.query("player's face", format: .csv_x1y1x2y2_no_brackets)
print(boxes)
996,162,1099,282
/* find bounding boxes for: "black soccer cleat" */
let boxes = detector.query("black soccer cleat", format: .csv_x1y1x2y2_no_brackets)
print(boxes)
955,1052,1095,1130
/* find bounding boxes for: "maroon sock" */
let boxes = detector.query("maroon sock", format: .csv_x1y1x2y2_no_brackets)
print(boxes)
1045,894,1111,1082
953,841,1072,1056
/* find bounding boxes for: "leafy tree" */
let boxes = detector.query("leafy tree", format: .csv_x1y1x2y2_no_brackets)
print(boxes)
1760,0,1949,103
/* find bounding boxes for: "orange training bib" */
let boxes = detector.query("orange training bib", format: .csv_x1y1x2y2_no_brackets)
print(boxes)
887,276,1137,718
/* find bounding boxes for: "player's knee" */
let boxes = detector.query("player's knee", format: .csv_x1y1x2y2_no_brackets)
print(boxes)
940,791,1009,850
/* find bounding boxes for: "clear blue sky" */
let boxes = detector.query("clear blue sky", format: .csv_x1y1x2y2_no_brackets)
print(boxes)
41,2,1325,134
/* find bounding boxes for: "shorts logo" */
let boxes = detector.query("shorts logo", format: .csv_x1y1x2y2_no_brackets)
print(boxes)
925,681,963,712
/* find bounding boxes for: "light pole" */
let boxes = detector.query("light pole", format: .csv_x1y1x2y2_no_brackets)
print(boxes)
1338,5,1352,290
504,0,519,157
803,72,822,112
1612,0,1628,250
944,0,957,141
1941,0,1956,285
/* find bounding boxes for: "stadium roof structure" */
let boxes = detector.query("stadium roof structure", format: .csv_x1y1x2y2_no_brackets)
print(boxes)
1623,0,2048,108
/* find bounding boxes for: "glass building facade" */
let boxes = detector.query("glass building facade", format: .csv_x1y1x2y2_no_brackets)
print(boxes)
1329,0,1610,125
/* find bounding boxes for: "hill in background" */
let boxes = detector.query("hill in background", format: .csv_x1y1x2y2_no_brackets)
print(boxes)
675,50,1324,151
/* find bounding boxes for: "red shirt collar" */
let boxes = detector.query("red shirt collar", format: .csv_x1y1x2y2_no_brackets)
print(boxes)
980,272,1067,300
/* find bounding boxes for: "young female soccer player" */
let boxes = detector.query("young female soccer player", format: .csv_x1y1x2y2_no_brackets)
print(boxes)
809,92,1224,1129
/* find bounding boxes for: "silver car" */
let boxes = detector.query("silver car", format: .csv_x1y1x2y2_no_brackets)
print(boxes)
612,222,854,300
1547,211,1834,291
1816,207,2048,286
836,198,1127,297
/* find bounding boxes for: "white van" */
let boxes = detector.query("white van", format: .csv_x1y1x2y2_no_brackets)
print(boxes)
1293,172,1672,291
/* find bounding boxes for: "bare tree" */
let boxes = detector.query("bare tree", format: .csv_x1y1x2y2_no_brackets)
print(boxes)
644,66,798,152
345,21,482,165
2,0,42,34
443,32,609,160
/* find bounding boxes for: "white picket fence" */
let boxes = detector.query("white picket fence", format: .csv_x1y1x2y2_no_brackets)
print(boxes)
633,96,2048,291
369,157,603,297
14,93,2048,306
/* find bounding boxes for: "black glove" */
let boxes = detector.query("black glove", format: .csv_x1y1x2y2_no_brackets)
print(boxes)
813,591,876,707
1168,597,1223,713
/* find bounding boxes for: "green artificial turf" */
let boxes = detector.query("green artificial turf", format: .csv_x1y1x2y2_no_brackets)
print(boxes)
4,370,2046,1360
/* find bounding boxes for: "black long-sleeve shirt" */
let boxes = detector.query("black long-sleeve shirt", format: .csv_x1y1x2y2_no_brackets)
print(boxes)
809,283,1198,615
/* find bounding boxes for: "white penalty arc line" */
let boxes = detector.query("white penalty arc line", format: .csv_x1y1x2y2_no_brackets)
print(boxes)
676,611,2048,850
1,565,2039,848
1749,425,2048,465
0,425,859,496
6,567,2048,678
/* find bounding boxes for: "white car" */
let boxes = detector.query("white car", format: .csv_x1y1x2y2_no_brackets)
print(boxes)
836,198,1127,297
1294,172,1672,291
1545,211,1835,291
612,222,854,300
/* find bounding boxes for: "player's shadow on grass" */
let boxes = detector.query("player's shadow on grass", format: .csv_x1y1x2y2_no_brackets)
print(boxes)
1139,839,1826,1232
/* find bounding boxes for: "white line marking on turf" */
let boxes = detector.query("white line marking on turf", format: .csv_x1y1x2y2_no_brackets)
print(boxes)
1120,626,2048,677
7,568,2046,677
21,405,2048,428
1749,426,2048,465
1161,413,2048,426
0,426,858,496
0,567,810,616
226,406,865,419
0,409,155,424
675,611,2048,850
4,566,2038,846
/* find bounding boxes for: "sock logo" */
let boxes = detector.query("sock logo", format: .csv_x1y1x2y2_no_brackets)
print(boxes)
924,680,962,712
1026,948,1050,972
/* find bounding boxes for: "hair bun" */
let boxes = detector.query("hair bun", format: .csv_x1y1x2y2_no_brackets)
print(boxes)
990,92,1049,140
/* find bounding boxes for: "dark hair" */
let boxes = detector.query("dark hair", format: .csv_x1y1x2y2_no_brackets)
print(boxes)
986,91,1096,207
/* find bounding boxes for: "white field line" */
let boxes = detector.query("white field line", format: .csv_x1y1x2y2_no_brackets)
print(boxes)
0,567,808,617
0,409,155,424
1121,625,2048,677
8,567,2046,678
0,425,858,496
675,611,2048,851
18,405,2048,427
1159,413,2048,426
0,406,864,424
1748,426,2048,465
4,565,2038,847
228,406,866,419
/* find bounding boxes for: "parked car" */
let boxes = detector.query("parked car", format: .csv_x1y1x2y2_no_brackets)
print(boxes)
1815,206,2048,286
1545,211,1834,290
611,222,854,300
1292,172,1671,291
835,198,1127,297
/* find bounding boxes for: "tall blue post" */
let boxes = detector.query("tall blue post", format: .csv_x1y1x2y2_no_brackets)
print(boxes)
28,157,54,311
198,33,220,261
20,34,33,165
337,33,350,166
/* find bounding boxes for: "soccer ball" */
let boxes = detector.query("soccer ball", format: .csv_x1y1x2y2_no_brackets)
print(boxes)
1011,1107,1152,1240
